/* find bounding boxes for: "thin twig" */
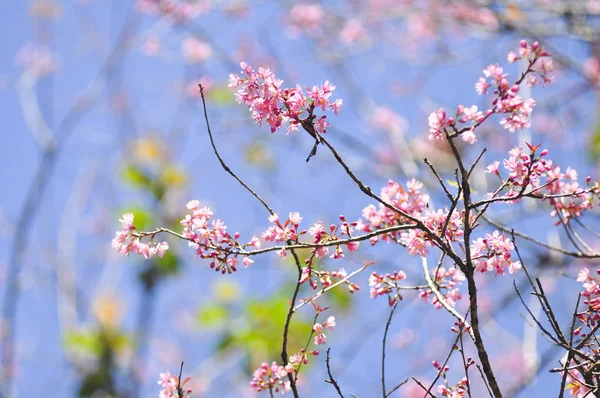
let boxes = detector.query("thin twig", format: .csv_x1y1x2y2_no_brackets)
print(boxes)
412,377,436,398
385,378,409,397
425,310,470,397
483,215,599,259
293,263,370,312
177,361,185,398
325,348,345,398
281,250,303,398
198,84,275,216
381,301,398,397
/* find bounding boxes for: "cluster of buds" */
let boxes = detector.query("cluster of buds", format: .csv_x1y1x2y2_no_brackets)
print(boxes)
300,266,360,294
369,270,408,306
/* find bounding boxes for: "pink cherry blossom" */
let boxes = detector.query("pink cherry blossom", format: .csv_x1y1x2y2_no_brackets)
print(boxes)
111,213,169,260
181,37,212,63
420,267,465,309
136,0,210,23
487,146,593,221
250,362,290,393
369,270,407,306
428,108,451,141
475,77,490,95
314,333,327,345
470,231,521,275
287,4,324,34
229,62,341,135
339,19,368,45
158,371,192,398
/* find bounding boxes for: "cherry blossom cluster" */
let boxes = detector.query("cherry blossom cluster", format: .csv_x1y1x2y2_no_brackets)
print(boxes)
428,40,553,145
575,268,600,334
507,40,554,87
485,144,551,201
250,312,335,393
182,200,259,273
111,213,169,260
356,180,467,258
436,377,469,398
312,316,336,345
420,266,465,309
478,41,552,132
545,166,594,223
263,212,305,259
181,37,212,64
369,270,408,306
309,216,361,259
157,371,192,398
470,231,521,275
432,357,473,398
285,2,498,47
136,0,211,23
428,106,484,144
400,208,464,257
250,349,321,395
287,4,324,35
249,362,291,394
486,145,594,222
356,179,429,244
228,62,342,134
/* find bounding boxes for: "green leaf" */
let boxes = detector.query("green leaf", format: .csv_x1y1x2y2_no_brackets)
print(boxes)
244,141,275,169
121,164,151,189
589,123,600,160
155,250,179,276
64,330,102,356
197,305,229,328
105,330,130,352
209,84,234,106
446,179,459,188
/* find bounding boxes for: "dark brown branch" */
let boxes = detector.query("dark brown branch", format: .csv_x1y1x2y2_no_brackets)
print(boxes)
325,348,345,398
445,128,503,398
176,361,185,398
281,250,303,398
381,301,398,397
